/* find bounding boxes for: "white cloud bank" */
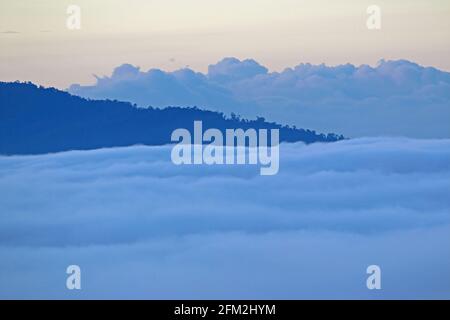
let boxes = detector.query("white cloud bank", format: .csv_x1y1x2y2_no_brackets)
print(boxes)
69,58,450,138
0,138,449,299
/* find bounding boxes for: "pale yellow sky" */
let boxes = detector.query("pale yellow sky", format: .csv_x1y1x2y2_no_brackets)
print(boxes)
1,0,449,88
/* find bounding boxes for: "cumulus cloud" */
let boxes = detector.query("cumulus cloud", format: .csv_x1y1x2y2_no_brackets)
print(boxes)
208,57,268,83
68,58,450,138
0,138,449,298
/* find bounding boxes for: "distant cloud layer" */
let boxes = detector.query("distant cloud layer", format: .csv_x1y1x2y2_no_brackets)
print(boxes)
69,58,450,138
1,138,449,298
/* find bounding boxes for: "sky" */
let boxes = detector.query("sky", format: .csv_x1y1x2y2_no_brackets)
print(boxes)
1,0,450,88
1,138,449,298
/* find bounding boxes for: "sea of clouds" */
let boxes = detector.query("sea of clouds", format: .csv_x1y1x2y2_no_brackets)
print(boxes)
69,58,450,138
0,138,449,299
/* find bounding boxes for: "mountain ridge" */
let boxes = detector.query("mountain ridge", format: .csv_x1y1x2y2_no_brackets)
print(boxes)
0,81,344,155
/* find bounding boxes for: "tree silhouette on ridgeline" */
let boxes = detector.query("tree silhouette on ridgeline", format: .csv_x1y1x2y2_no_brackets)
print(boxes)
0,82,344,155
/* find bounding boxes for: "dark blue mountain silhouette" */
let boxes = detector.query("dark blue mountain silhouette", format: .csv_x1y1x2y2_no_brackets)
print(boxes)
0,82,344,155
